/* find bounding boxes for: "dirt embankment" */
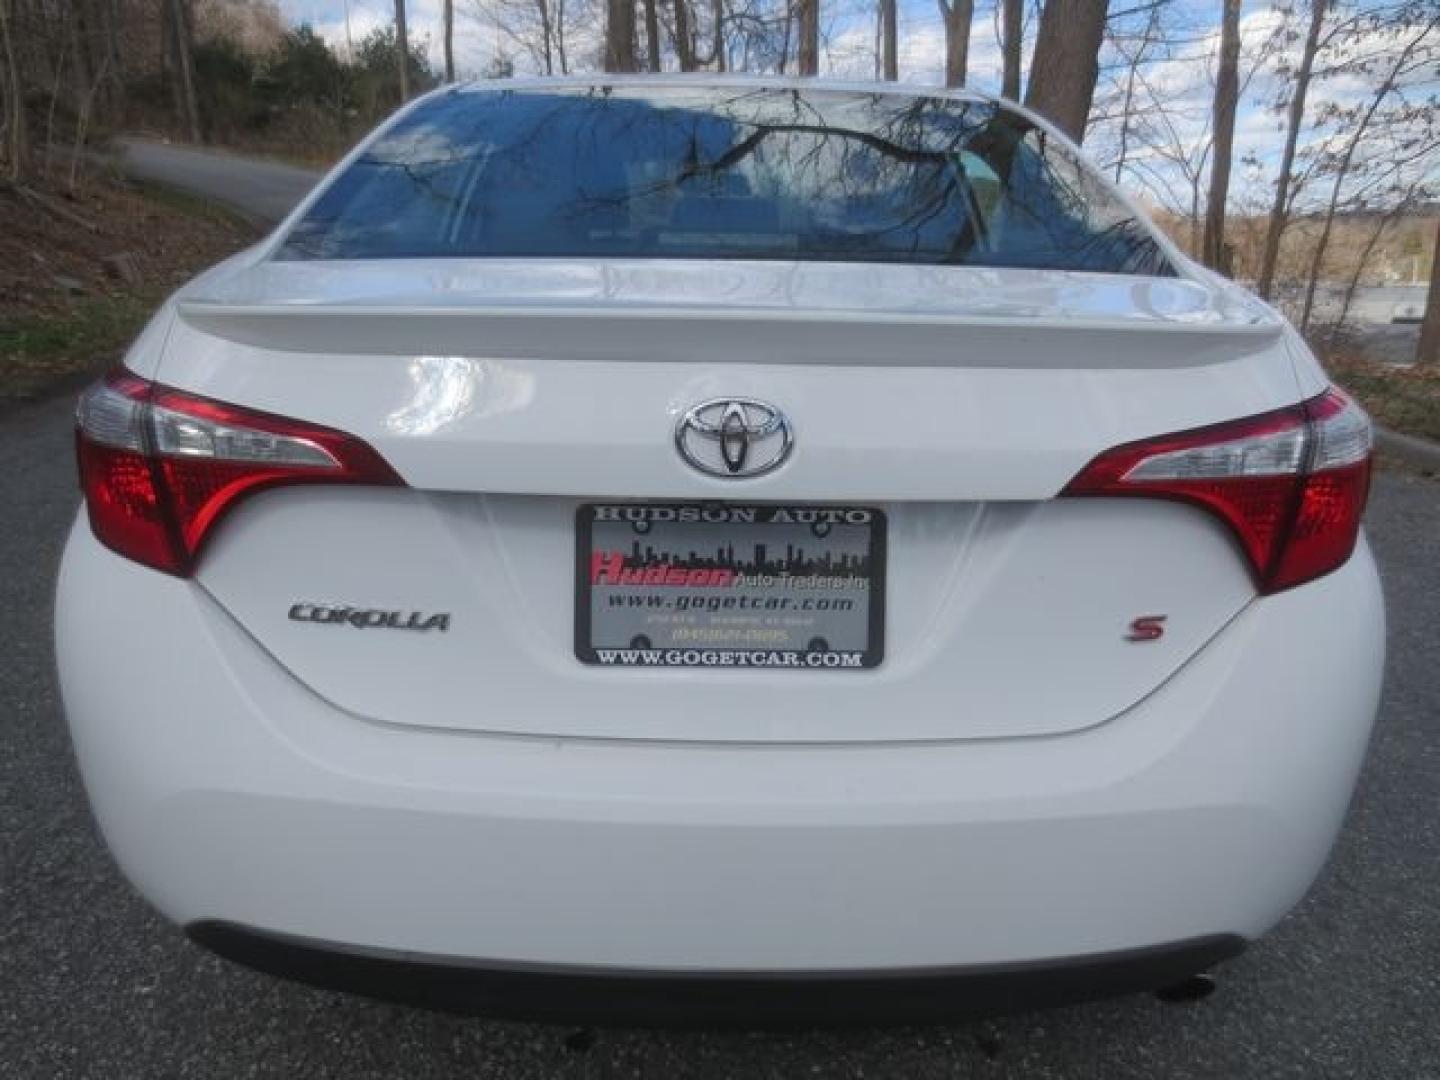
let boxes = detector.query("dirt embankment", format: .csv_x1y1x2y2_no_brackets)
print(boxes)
0,170,257,407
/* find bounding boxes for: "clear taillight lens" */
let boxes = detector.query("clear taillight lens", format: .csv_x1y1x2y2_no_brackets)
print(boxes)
76,370,402,576
1062,388,1372,594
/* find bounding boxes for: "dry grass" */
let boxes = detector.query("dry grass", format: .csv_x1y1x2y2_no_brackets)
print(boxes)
1327,353,1440,444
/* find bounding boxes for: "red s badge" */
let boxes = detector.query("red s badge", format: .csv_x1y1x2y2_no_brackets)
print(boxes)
1126,615,1168,642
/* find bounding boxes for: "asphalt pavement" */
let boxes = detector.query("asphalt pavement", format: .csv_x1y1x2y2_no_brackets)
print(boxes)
1,389,1437,1077
114,138,321,224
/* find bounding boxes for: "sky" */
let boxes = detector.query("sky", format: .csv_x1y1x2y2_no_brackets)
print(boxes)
274,0,1437,212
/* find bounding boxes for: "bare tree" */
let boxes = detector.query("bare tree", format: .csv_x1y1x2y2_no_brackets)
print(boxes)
711,0,725,71
1091,30,1214,253
1103,1,1164,184
67,2,92,124
471,0,568,74
43,21,72,180
443,0,455,81
394,0,411,100
778,0,792,72
91,0,126,109
0,0,26,181
1257,0,1327,300
1418,219,1440,366
1329,187,1426,349
554,0,568,71
1201,0,1241,273
797,0,818,74
937,0,972,87
871,0,881,78
674,0,697,70
68,42,112,192
644,0,662,69
1024,0,1108,144
167,0,202,142
1000,0,1021,99
880,0,896,80
606,0,637,70
615,0,795,76
1298,20,1436,333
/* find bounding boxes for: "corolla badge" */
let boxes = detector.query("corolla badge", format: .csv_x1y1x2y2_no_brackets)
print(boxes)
288,602,451,632
675,398,793,479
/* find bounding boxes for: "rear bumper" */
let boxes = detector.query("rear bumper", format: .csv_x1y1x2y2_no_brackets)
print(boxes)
187,920,1243,1025
58,518,1384,993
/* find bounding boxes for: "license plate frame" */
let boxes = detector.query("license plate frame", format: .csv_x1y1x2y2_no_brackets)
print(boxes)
575,503,886,670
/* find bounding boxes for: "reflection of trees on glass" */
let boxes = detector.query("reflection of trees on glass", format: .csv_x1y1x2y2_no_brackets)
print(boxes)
282,85,1172,276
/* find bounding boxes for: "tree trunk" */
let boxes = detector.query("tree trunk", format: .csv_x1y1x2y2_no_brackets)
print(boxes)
939,0,972,87
1299,207,1339,336
1418,219,1440,366
69,49,112,193
797,0,818,75
442,0,454,82
393,0,410,101
1328,205,1411,351
68,0,94,114
95,0,126,109
1257,0,1326,300
555,0,569,73
712,0,725,71
673,0,695,70
343,0,355,60
779,1,791,73
1000,0,1022,100
1201,0,1241,273
109,0,126,79
880,0,896,80
46,12,70,174
643,0,661,70
1023,0,1107,144
1189,183,1201,255
0,0,26,182
535,0,555,75
167,0,201,142
160,0,173,76
872,1,881,79
605,0,636,71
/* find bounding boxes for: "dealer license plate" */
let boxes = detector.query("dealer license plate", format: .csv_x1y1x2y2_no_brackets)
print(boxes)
576,503,885,669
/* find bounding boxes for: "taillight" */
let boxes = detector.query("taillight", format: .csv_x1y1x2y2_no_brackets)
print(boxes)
1062,388,1372,594
76,369,402,576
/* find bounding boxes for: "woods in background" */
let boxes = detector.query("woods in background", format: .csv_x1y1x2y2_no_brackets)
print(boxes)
0,0,435,175
0,0,1434,360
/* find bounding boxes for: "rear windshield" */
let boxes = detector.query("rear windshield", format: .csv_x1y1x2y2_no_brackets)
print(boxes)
279,85,1172,275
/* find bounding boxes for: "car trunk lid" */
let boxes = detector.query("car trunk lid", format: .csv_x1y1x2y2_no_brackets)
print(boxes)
159,259,1297,743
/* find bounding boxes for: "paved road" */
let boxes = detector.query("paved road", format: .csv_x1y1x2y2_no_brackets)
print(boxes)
1,389,1437,1077
115,138,321,225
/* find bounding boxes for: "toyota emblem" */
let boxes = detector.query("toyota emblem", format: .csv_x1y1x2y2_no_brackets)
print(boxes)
674,398,793,479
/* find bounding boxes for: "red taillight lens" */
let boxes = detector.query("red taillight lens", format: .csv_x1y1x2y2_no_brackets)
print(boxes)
1062,388,1373,594
76,370,402,576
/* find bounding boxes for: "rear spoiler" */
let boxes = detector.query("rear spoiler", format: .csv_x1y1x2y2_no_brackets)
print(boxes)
175,300,1283,369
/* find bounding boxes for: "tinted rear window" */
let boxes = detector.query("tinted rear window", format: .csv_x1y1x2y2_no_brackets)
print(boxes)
279,85,1172,275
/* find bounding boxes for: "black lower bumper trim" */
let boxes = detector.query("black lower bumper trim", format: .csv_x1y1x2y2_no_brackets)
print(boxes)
186,921,1245,1026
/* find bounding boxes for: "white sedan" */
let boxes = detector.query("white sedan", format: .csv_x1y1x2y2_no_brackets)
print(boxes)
57,77,1383,1024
